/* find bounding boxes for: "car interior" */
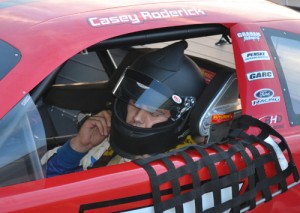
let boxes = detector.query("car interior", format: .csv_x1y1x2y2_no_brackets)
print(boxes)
0,24,243,187
32,24,241,151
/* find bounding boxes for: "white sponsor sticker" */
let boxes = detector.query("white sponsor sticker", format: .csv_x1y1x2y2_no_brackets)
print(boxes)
242,51,270,63
246,70,274,81
237,31,261,41
172,94,182,104
251,88,280,106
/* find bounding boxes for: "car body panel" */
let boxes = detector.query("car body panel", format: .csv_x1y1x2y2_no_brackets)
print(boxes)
1,0,300,212
249,181,300,212
0,146,277,212
230,21,300,174
231,21,300,133
1,0,300,119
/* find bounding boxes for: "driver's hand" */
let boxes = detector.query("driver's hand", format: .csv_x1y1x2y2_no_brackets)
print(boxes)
70,110,112,153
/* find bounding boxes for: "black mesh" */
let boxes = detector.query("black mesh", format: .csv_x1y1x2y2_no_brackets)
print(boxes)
135,115,299,213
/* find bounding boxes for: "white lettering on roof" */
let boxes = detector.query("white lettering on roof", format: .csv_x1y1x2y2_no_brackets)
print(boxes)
89,14,141,27
88,8,206,27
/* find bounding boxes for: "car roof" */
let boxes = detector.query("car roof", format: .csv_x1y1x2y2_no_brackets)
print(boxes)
1,0,300,119
1,1,299,31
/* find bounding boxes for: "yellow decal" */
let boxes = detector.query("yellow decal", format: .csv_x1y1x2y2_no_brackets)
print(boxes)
211,113,234,124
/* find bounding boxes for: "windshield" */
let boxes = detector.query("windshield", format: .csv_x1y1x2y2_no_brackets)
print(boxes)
271,36,300,114
0,95,47,187
264,27,300,126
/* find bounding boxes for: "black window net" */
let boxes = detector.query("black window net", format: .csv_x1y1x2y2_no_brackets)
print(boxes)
135,115,299,213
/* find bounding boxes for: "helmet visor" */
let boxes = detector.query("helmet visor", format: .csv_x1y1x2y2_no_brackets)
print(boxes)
113,68,182,114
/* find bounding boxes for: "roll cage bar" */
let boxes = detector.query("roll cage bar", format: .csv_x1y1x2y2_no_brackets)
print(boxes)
90,24,228,50
31,24,229,103
89,24,229,77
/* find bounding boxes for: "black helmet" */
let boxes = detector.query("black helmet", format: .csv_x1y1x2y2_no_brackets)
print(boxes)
110,40,205,159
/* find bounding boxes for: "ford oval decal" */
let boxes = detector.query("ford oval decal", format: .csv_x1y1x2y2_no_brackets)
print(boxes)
254,88,274,99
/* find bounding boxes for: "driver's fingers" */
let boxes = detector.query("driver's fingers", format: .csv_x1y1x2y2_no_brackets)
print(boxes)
88,112,111,136
87,118,107,136
94,110,112,127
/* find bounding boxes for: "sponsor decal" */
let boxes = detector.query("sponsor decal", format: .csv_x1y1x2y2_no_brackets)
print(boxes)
247,70,274,81
172,94,182,104
80,183,244,212
259,114,284,129
241,51,270,63
211,113,234,124
237,31,261,41
252,88,280,106
254,88,274,99
88,8,206,27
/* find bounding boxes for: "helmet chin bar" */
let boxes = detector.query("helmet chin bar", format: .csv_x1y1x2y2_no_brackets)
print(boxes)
171,96,196,121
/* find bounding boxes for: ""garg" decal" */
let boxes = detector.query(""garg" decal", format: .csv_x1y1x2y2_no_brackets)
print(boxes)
247,70,274,81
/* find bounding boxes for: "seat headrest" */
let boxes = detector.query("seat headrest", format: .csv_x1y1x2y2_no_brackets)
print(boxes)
189,69,241,139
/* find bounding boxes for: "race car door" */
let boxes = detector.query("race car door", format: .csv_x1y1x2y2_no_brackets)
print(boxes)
230,21,300,212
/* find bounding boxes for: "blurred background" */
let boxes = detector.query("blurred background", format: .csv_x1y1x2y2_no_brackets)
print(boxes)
269,0,300,11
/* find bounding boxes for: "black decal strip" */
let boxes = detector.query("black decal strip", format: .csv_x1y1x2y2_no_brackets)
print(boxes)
79,184,193,212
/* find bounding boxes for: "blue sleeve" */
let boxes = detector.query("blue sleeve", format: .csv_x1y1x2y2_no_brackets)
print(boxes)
46,140,87,178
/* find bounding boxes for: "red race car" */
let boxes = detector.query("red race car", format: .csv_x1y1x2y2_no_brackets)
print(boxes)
1,0,300,212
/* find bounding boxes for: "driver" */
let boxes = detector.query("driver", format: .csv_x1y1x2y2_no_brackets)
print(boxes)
43,40,205,177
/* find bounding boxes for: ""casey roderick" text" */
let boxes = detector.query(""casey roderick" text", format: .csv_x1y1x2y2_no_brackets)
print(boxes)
88,8,206,27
